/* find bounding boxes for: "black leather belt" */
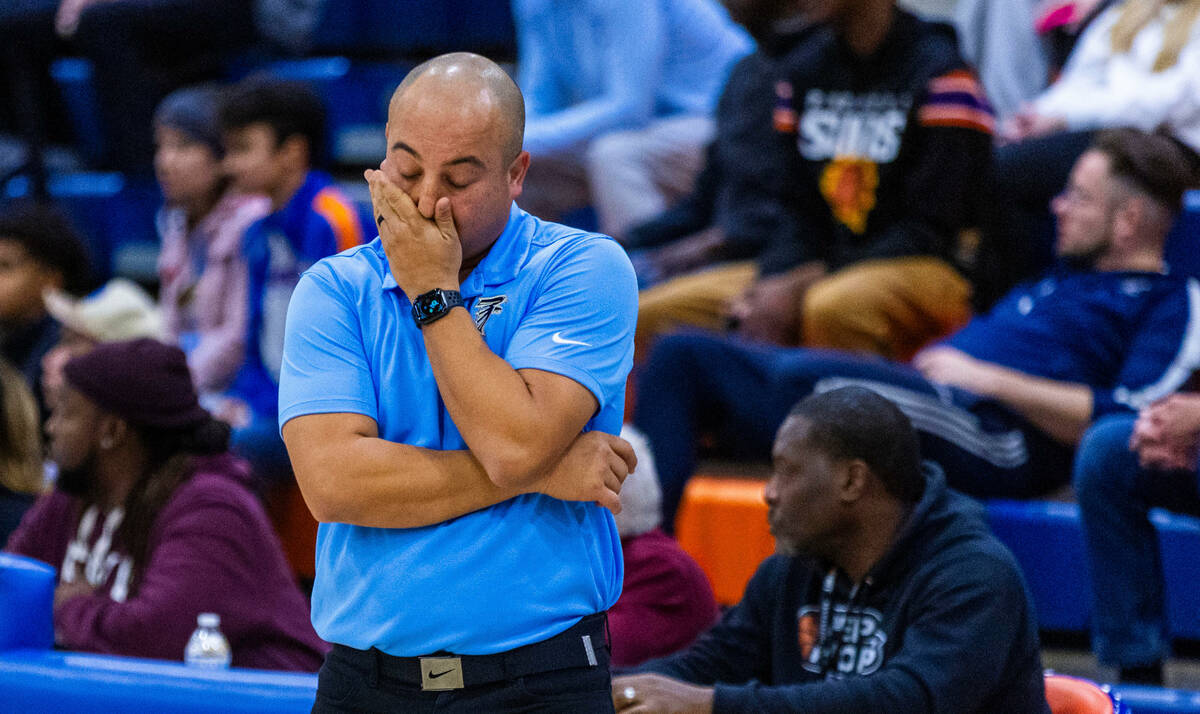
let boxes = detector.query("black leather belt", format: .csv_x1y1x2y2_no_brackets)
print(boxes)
334,612,608,691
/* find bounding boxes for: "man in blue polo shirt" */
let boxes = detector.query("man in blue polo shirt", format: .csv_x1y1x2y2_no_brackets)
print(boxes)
279,53,639,711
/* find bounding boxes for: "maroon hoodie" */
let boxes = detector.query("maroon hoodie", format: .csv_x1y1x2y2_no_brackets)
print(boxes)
4,453,327,671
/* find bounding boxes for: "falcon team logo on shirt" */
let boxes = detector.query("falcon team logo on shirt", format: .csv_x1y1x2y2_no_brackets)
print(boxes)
472,295,508,335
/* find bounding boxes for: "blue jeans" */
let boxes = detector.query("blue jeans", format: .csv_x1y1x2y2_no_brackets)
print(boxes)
1074,414,1200,667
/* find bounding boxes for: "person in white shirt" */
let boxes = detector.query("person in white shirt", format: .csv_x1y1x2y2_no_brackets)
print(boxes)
1003,0,1200,148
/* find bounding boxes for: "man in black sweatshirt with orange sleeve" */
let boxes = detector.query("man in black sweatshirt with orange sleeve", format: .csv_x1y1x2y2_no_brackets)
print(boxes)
637,0,995,362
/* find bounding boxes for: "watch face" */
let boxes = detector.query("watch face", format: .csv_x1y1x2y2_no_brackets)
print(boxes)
413,289,462,325
419,294,445,316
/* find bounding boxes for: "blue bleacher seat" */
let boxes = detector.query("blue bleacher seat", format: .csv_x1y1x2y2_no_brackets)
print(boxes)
987,500,1200,641
306,0,365,53
0,554,54,652
361,0,452,54
309,0,514,58
0,553,316,712
1155,508,1200,641
3,173,160,283
49,58,107,168
1109,683,1200,714
987,500,1092,632
1166,190,1200,278
0,650,317,714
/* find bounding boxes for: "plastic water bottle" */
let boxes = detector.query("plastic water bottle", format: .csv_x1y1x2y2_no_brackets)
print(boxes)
184,612,232,669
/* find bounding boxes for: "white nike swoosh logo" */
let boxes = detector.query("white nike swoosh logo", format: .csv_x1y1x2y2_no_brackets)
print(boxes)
552,331,592,347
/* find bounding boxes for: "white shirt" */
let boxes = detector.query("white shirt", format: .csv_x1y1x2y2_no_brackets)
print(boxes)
1034,3,1200,150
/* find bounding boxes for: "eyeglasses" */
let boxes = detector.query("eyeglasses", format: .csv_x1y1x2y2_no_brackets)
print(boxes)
1055,183,1104,207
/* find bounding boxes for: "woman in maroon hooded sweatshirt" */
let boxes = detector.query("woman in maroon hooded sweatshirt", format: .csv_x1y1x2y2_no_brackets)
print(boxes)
4,338,327,670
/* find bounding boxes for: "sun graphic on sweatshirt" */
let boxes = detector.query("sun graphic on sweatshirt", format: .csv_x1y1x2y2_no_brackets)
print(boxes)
819,157,879,235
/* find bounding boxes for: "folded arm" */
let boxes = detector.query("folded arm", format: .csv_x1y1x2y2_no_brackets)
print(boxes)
284,411,633,528
368,170,638,489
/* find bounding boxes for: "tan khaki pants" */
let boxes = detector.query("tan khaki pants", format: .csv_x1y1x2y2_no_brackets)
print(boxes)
635,257,970,362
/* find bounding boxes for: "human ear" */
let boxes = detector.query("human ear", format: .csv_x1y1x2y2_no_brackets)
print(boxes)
838,460,870,503
508,151,531,199
1111,196,1144,247
99,417,129,450
280,134,310,167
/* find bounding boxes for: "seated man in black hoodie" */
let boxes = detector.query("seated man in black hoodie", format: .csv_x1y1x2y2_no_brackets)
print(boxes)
612,387,1048,714
634,0,993,361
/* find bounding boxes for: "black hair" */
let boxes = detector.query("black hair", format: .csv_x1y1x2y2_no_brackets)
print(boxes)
1093,128,1199,215
116,417,232,595
788,386,924,503
219,75,327,166
0,201,93,295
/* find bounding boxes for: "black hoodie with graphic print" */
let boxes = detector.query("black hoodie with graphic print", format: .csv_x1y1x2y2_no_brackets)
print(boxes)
637,467,1049,713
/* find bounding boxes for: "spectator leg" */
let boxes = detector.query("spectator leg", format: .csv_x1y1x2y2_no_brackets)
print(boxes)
0,0,65,196
801,257,971,361
635,333,1053,527
585,115,714,242
634,260,756,361
634,333,796,530
72,0,254,176
1075,414,1200,673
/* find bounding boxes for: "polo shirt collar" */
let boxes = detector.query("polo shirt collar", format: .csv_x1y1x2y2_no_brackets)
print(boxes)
381,203,531,297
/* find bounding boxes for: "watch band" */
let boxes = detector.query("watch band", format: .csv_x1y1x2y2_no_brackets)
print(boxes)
411,288,464,327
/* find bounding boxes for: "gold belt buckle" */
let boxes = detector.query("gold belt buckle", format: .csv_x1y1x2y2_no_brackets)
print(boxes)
420,656,464,691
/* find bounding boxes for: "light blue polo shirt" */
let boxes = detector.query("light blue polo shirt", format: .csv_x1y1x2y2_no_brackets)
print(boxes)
278,204,637,656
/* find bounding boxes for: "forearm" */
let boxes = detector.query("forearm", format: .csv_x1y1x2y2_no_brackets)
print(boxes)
524,96,652,156
288,427,526,528
625,186,715,250
421,308,580,487
979,366,1094,445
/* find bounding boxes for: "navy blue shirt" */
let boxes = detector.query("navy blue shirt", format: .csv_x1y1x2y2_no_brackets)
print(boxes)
946,269,1200,417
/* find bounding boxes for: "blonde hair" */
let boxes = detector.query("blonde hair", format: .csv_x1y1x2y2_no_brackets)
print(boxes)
0,361,44,496
1110,0,1200,71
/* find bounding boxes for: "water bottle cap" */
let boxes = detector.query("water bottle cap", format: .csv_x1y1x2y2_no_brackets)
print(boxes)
197,612,220,628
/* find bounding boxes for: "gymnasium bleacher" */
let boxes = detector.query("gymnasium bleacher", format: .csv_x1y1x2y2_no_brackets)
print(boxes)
4,0,1200,711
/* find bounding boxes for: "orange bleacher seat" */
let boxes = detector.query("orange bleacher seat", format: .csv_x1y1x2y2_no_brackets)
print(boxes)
264,479,318,584
1045,673,1124,714
675,475,775,606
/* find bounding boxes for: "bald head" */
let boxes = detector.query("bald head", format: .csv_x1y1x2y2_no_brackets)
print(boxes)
390,52,525,163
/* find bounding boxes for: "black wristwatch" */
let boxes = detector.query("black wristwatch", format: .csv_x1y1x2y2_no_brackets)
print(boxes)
411,288,464,327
